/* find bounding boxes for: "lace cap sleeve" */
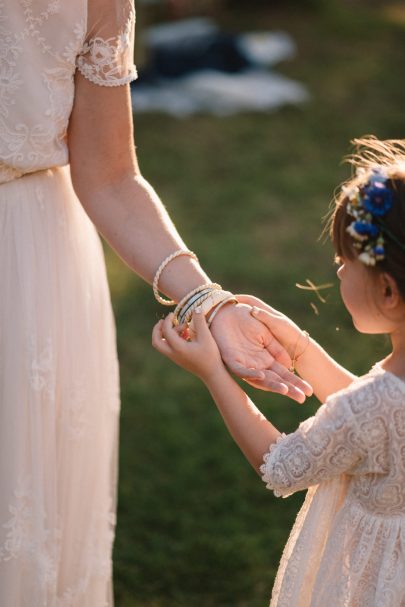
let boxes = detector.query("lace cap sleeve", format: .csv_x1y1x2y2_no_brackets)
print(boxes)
76,0,138,87
260,387,371,498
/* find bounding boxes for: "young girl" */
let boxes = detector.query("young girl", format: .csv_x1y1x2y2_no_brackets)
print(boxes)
152,137,405,606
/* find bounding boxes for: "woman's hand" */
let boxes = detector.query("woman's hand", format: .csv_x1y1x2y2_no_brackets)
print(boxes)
206,300,312,403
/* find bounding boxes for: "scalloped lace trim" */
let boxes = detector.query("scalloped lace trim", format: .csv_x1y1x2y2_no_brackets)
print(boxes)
76,4,138,88
260,432,287,497
76,60,137,87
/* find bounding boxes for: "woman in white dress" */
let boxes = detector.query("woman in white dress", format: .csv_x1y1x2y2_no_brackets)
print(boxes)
0,1,311,605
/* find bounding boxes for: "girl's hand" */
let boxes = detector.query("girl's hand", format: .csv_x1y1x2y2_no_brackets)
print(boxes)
236,295,313,396
237,295,302,347
152,311,225,382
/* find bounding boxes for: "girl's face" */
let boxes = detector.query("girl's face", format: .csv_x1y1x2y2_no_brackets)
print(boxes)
336,257,393,334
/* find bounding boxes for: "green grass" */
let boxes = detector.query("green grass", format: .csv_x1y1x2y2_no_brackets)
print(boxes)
110,4,405,605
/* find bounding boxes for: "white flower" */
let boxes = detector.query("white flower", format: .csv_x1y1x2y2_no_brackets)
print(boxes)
358,251,376,266
342,183,359,201
90,40,114,65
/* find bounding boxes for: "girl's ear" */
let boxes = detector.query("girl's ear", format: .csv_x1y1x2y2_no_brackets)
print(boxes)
379,272,400,309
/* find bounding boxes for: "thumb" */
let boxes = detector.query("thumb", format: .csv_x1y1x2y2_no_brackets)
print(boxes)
250,306,277,328
192,307,211,340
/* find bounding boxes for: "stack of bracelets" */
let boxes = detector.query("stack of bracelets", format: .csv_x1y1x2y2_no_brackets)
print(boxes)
153,249,238,330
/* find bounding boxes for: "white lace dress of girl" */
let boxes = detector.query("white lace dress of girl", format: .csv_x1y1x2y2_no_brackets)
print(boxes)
261,365,405,607
0,1,137,605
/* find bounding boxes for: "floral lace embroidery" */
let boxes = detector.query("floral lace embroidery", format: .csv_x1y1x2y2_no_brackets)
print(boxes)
1,1,137,184
28,335,55,400
76,3,137,86
0,2,86,183
0,476,36,562
0,478,116,604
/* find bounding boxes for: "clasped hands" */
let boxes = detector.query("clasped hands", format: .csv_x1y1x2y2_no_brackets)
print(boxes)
153,294,313,404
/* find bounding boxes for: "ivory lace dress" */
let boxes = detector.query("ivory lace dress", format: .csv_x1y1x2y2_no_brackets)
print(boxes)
261,364,405,607
0,1,137,605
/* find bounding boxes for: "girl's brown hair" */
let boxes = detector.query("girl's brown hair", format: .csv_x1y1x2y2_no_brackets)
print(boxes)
330,137,405,299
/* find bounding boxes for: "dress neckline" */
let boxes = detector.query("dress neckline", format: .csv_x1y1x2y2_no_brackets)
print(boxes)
371,361,405,391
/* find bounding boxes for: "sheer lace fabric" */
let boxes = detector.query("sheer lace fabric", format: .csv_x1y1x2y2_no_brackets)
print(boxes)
0,0,137,185
261,367,405,607
0,1,137,605
76,0,137,86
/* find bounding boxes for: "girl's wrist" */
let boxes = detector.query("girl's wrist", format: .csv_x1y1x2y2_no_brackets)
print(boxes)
201,364,229,389
293,333,313,374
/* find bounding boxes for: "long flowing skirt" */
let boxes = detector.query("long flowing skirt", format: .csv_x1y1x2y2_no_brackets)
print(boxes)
0,166,120,607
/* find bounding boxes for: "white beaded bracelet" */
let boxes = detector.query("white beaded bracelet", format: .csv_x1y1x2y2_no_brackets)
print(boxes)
153,249,199,306
173,283,222,325
187,290,235,332
181,291,219,326
177,288,216,325
207,295,238,327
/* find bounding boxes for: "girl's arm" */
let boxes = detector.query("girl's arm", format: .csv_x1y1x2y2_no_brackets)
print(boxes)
153,311,368,493
202,365,281,473
237,296,356,403
153,311,284,473
293,335,355,402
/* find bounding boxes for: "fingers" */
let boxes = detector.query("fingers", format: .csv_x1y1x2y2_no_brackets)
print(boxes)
245,372,306,403
236,294,267,309
250,306,277,328
270,360,313,397
191,308,211,340
265,335,291,368
151,319,173,357
162,313,186,349
242,372,290,398
226,361,265,381
246,359,313,403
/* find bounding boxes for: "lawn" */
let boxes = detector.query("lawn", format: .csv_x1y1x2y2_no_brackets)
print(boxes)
110,3,405,605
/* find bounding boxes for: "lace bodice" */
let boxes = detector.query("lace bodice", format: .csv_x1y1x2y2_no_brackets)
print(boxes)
261,364,405,515
261,366,405,606
0,0,137,185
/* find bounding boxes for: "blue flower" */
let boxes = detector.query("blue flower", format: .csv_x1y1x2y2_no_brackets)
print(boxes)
362,183,393,216
353,221,379,237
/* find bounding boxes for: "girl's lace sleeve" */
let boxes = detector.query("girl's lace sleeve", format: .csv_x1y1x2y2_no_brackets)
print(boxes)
260,390,371,498
76,0,138,87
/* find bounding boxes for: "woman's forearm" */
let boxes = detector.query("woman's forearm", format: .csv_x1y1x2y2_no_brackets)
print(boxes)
72,170,210,302
203,368,281,473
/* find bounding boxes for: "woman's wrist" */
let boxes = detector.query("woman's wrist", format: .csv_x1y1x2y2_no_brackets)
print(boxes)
207,297,238,329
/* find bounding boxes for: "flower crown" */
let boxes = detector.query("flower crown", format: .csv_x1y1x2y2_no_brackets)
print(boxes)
343,168,404,266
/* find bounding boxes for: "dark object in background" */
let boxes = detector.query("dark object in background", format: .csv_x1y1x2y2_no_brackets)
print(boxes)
139,32,251,83
132,18,309,116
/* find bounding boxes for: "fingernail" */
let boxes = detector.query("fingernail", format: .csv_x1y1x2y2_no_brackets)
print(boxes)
251,307,258,315
195,306,202,314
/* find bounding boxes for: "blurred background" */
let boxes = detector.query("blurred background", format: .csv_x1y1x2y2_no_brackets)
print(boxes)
109,1,405,605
